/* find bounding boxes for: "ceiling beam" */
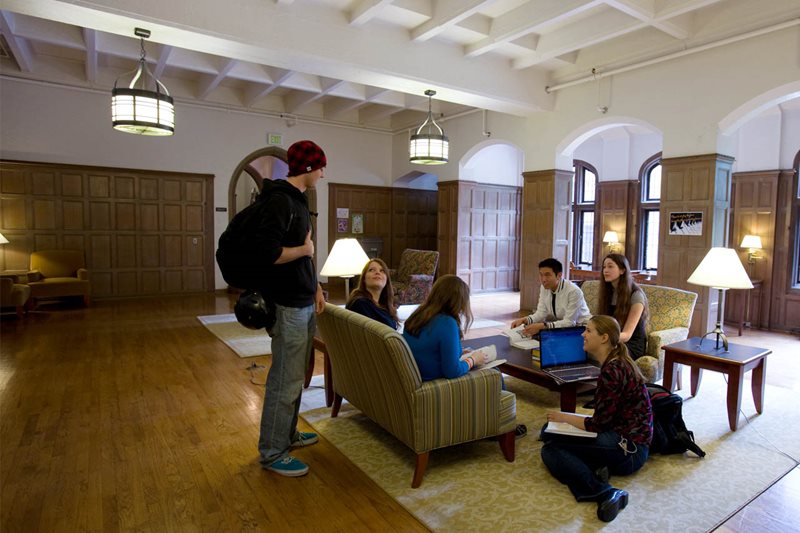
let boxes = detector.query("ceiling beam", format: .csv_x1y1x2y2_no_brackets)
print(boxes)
197,58,238,100
464,0,602,58
349,0,394,26
411,0,494,42
153,44,173,79
0,10,35,72
243,67,292,107
82,27,97,83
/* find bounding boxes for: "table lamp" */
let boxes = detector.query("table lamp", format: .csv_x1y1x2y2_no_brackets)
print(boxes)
320,238,370,298
687,247,753,351
0,232,9,244
602,230,620,253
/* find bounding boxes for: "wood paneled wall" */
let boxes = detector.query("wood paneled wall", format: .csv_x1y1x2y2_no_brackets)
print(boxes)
726,171,780,329
0,160,215,297
437,181,521,292
519,169,572,311
596,180,635,265
659,154,734,336
326,183,436,273
770,169,800,331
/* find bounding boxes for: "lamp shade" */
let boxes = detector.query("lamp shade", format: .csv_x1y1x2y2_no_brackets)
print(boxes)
0,232,8,244
687,247,753,289
320,238,370,278
740,235,762,249
602,230,619,244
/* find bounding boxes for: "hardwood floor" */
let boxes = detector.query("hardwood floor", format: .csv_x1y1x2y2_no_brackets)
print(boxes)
1,291,798,532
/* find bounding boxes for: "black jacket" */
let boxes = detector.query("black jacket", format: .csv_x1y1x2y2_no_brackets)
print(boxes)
257,180,317,307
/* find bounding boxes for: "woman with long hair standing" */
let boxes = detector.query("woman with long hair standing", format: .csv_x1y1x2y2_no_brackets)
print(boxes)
541,315,653,523
345,258,399,329
597,253,649,359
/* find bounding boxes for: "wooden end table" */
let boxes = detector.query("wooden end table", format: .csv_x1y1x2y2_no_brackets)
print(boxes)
662,337,771,431
464,334,596,412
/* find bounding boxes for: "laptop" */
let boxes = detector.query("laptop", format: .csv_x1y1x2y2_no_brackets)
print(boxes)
538,326,600,384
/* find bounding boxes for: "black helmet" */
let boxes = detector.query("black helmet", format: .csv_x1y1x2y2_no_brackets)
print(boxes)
234,290,276,330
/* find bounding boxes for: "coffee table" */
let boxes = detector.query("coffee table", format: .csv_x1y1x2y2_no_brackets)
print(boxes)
662,337,771,431
464,334,596,412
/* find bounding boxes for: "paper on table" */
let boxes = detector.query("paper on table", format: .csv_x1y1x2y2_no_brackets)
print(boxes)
502,325,540,350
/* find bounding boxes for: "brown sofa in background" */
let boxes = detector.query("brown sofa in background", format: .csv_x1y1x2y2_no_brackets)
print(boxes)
27,250,91,307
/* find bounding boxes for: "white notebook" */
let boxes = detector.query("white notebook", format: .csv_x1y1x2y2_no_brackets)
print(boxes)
502,325,540,350
461,344,506,371
544,413,597,438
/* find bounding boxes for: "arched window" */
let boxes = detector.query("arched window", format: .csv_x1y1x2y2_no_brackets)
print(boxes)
639,153,662,271
792,150,800,287
572,160,598,268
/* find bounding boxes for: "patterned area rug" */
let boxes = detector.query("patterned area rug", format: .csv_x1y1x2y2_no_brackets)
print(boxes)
301,373,799,532
197,314,270,357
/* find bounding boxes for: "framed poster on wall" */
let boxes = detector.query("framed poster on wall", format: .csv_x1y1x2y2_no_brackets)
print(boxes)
669,212,703,236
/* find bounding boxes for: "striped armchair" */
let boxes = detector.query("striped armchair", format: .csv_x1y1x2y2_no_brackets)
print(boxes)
581,280,697,383
317,303,517,488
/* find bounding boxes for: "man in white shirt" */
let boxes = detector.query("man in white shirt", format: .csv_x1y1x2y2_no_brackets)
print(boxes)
511,258,591,336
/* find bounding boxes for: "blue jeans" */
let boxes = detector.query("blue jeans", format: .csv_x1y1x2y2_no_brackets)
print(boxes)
258,303,315,467
540,423,649,501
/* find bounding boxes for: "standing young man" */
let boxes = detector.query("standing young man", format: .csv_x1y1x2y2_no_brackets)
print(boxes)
257,140,327,477
511,258,591,336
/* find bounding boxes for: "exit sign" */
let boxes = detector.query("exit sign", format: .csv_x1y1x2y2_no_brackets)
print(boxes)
267,132,283,145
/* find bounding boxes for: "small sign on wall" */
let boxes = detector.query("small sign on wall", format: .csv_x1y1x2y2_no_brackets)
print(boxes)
267,132,283,146
351,213,364,234
669,212,703,236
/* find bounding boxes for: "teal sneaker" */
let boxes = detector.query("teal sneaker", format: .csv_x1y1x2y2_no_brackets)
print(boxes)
291,431,319,448
266,456,309,477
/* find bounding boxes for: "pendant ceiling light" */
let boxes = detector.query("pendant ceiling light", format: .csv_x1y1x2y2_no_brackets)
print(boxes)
409,89,449,165
111,28,175,136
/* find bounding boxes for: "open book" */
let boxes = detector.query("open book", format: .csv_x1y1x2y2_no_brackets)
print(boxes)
502,325,540,350
461,344,506,371
544,413,597,438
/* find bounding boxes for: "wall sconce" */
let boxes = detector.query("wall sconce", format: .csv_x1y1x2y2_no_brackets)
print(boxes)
603,230,621,253
740,234,762,263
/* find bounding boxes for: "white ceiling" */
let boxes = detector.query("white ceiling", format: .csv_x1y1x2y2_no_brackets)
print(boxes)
1,0,798,131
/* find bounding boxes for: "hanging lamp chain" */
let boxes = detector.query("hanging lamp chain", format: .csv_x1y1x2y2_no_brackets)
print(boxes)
415,91,443,136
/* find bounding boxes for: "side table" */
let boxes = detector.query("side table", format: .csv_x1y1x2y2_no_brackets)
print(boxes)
662,337,771,431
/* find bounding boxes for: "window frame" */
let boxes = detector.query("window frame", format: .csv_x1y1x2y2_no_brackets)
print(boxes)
638,153,662,272
571,160,598,269
792,150,800,288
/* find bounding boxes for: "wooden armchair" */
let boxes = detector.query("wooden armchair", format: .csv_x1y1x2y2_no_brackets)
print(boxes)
27,250,91,307
317,303,517,488
390,249,439,305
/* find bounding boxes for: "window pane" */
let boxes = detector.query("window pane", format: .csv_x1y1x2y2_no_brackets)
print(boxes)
583,170,596,203
643,210,660,270
647,164,661,201
580,212,595,265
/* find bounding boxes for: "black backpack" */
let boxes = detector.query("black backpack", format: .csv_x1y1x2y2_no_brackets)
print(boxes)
646,383,706,457
216,180,290,290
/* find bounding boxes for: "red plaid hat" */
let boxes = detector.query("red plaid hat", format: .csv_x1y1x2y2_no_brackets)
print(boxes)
287,140,327,177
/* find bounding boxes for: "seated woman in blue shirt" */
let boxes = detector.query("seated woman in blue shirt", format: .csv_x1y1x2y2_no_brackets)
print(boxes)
402,275,485,380
345,258,398,330
403,275,527,439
